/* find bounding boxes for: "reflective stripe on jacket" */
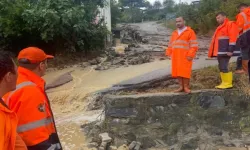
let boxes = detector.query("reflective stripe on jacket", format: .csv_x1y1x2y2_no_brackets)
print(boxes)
166,26,198,79
208,19,240,57
3,67,62,150
236,7,250,48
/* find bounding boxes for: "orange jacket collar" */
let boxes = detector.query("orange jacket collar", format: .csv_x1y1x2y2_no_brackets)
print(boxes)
18,67,45,90
218,18,229,29
174,26,191,33
0,99,12,113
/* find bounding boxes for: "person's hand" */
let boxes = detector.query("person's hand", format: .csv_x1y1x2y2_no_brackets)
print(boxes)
187,56,193,61
227,52,233,56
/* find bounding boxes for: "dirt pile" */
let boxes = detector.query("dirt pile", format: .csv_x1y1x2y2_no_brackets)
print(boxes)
120,24,146,44
119,23,211,57
93,47,153,71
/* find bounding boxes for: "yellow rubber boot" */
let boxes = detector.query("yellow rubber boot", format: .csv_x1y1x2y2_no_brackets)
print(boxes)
215,72,223,88
216,72,233,89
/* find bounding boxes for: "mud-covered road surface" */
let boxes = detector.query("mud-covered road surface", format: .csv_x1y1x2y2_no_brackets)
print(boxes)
44,21,213,149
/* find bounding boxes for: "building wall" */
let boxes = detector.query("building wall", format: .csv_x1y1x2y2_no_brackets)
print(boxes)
98,0,111,32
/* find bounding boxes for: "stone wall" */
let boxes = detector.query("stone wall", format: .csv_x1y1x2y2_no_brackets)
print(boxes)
101,89,250,150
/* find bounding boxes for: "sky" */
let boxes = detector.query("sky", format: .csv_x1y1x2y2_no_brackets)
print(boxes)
148,0,194,4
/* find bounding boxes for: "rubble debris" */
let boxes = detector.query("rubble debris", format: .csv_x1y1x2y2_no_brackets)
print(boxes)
90,23,211,72
117,144,129,150
110,146,118,150
88,148,98,150
79,62,90,69
94,50,153,71
120,25,143,44
142,38,148,43
99,142,108,150
128,141,137,149
134,142,141,150
139,137,156,149
87,142,99,149
89,59,99,65
99,132,112,143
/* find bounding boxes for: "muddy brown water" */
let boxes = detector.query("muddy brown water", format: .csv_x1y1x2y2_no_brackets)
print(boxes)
43,60,171,149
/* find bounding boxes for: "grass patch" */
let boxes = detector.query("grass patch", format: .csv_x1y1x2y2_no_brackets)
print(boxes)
192,63,250,95
162,19,176,30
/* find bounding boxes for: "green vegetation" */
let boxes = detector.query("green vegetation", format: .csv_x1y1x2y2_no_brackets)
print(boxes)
175,0,250,34
2,0,250,55
114,0,250,34
116,0,176,23
111,0,122,28
0,0,108,54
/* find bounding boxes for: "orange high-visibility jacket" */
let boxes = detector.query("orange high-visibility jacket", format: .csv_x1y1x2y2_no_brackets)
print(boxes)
3,67,62,150
208,18,240,57
236,7,250,48
0,100,27,150
166,27,198,79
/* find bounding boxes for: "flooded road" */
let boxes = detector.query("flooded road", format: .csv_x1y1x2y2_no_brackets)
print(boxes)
55,110,103,150
43,60,170,149
57,123,86,150
41,22,212,149
45,59,171,115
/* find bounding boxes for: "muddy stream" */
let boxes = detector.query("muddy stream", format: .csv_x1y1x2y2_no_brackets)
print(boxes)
43,60,171,149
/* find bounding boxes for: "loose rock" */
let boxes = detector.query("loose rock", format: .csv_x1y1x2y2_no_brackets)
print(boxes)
99,142,108,150
110,146,118,150
99,133,112,143
134,142,141,150
117,144,129,150
87,142,99,149
129,141,137,149
197,93,225,109
89,59,98,65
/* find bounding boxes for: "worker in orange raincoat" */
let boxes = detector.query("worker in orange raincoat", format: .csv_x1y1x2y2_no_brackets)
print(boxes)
166,16,198,93
234,3,250,79
4,47,62,150
0,51,27,150
208,12,240,89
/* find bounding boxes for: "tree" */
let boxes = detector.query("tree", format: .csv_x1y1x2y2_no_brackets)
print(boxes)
170,0,250,34
0,0,108,54
144,1,152,9
119,0,147,8
111,0,122,28
153,0,162,10
219,0,250,20
163,0,175,12
119,0,149,23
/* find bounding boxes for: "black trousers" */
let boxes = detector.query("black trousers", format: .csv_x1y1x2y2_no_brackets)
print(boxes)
249,59,250,82
241,47,250,60
242,47,250,82
218,56,231,73
236,56,242,70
